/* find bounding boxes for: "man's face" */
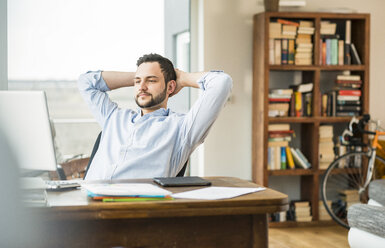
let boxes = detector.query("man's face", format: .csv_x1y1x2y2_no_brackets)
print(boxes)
134,62,168,109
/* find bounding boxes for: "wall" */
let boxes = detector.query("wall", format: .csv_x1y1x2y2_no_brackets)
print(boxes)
0,0,7,90
198,0,385,181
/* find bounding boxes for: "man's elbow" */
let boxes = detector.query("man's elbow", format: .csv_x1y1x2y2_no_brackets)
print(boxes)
219,73,233,94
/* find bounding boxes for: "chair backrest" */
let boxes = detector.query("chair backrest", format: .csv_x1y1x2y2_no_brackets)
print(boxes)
83,131,188,178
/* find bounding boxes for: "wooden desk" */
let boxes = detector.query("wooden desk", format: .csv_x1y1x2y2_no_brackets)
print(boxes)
34,177,288,248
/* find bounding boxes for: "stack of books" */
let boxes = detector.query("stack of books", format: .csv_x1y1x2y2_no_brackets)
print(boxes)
319,200,332,221
294,201,312,222
289,82,313,117
82,183,173,202
319,125,335,170
336,74,362,116
295,21,315,65
269,19,314,65
270,211,287,223
267,124,311,171
320,21,342,65
268,88,293,117
339,189,360,209
319,20,361,65
267,124,294,170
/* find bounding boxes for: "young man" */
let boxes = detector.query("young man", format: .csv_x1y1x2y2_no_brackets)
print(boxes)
78,53,232,180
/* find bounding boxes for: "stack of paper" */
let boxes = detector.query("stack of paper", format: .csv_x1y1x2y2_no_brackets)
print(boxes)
171,186,266,200
82,183,173,202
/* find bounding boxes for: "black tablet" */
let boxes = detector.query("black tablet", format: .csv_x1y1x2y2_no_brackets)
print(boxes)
153,176,212,187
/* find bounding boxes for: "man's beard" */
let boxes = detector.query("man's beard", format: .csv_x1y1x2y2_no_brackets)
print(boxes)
135,86,167,109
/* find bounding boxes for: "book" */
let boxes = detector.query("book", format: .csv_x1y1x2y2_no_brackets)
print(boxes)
286,146,295,169
295,148,311,168
288,39,295,64
281,147,287,170
277,18,299,27
337,74,360,81
350,43,362,65
337,95,360,101
338,90,361,96
270,88,294,95
268,141,289,147
281,39,288,64
269,38,275,64
291,82,313,93
290,148,310,169
344,20,351,65
331,39,338,65
268,124,291,131
274,39,281,65
294,91,302,117
338,40,344,65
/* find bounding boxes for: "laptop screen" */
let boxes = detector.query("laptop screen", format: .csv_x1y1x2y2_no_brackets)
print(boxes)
0,91,57,171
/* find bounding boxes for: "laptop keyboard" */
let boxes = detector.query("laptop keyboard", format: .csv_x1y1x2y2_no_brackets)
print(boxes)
45,180,81,190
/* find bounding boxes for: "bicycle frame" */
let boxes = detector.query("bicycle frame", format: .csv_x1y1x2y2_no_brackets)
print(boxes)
364,130,385,189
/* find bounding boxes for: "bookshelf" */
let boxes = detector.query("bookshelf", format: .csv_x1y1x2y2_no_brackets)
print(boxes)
252,12,370,225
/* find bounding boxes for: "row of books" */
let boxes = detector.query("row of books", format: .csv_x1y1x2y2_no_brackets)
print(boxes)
269,19,315,65
271,200,334,223
268,124,311,170
321,74,362,117
319,20,361,65
269,82,313,117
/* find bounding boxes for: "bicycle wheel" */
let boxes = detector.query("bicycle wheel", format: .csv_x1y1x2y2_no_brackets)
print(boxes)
321,152,385,229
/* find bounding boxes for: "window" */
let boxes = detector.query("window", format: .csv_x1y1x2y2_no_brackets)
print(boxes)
8,0,190,162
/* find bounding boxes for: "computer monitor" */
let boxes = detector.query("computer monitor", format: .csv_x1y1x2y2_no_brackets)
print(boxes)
0,91,58,173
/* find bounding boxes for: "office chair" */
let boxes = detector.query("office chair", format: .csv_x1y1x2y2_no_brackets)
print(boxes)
83,132,188,178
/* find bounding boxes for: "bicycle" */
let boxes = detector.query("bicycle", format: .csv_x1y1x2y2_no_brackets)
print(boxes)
321,114,385,229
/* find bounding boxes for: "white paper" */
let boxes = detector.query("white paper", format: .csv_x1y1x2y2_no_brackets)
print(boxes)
81,183,172,196
171,186,266,200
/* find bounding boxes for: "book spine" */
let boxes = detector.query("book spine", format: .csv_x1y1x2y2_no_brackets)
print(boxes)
350,43,362,65
344,43,351,65
281,39,288,65
326,39,331,65
338,90,361,96
338,40,344,65
286,146,295,169
319,39,323,65
294,92,302,117
281,147,287,170
322,41,326,65
269,38,275,65
274,39,281,65
322,94,328,117
288,39,295,65
331,39,338,65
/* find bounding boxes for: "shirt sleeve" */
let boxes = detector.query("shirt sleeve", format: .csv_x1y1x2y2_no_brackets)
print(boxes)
78,70,118,128
180,70,233,152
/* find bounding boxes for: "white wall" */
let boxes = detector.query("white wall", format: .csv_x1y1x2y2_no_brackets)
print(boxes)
0,0,7,90
198,0,385,181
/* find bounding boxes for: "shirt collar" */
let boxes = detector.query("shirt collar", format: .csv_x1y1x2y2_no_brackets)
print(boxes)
133,107,170,122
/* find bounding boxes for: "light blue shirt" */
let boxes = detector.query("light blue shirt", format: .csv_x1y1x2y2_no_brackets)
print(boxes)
78,70,232,180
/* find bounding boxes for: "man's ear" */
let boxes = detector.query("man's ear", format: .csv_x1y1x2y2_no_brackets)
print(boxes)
167,80,176,95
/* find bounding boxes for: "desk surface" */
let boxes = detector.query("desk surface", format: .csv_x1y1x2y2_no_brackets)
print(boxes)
40,177,288,221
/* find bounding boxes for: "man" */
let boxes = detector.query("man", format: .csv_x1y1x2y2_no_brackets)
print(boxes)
78,53,232,180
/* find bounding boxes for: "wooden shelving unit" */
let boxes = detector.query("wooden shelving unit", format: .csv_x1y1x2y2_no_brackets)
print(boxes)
252,12,370,225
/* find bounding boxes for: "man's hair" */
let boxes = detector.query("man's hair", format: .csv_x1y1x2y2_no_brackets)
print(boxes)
136,53,177,84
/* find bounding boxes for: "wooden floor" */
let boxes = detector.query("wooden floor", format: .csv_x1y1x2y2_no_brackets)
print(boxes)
269,225,349,248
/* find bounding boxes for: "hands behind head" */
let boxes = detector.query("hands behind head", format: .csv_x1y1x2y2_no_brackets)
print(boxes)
169,69,184,97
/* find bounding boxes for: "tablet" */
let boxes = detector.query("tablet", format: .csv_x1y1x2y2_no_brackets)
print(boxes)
153,176,212,187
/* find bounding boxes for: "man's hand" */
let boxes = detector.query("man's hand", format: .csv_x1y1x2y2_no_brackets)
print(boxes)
169,69,202,97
